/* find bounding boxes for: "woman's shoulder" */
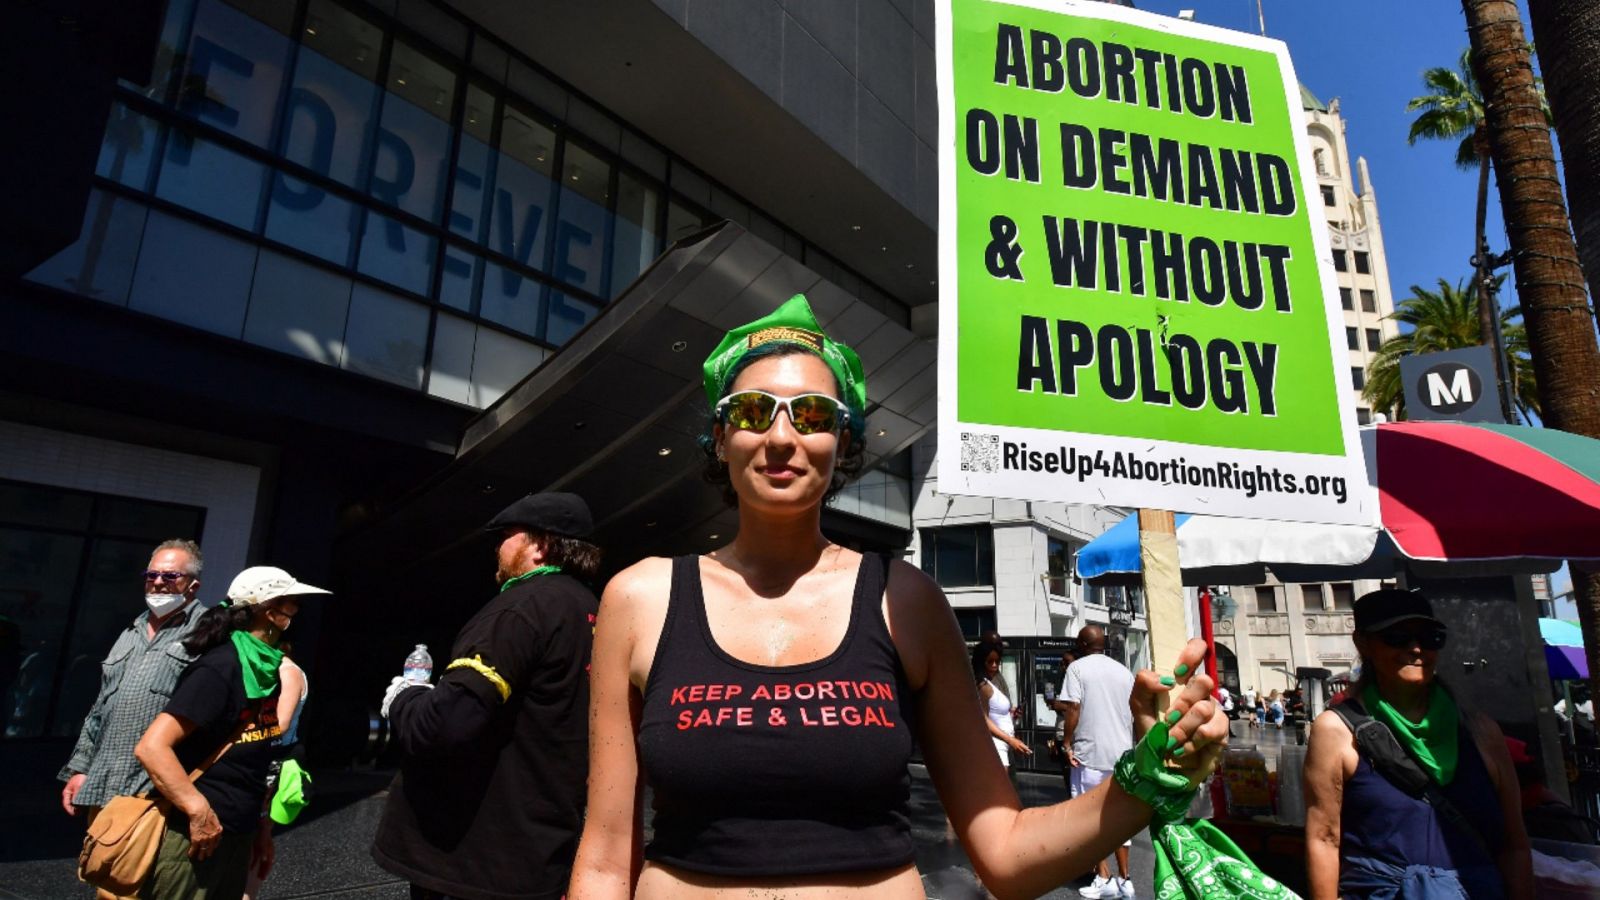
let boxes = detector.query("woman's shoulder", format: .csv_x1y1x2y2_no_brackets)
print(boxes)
600,556,676,619
883,557,944,608
606,555,676,591
192,641,240,670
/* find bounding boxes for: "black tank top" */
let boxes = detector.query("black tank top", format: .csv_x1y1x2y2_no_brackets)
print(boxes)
638,553,916,876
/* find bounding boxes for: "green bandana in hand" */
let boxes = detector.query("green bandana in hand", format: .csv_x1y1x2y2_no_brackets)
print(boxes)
701,294,867,440
231,630,285,699
1116,721,1303,900
1363,682,1459,786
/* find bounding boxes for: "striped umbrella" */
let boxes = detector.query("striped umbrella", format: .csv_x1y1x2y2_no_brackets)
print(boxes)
1374,422,1600,562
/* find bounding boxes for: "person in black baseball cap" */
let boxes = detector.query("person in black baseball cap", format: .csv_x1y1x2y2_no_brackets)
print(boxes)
1304,587,1532,900
372,492,602,900
1351,587,1446,635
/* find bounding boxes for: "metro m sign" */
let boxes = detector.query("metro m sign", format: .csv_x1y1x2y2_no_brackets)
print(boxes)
1399,345,1505,423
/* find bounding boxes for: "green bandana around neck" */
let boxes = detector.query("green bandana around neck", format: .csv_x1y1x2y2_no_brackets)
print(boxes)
700,294,868,440
1363,681,1459,785
231,629,285,699
500,565,561,593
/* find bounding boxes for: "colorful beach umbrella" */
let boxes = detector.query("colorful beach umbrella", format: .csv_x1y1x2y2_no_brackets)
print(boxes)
1540,617,1588,681
1374,422,1600,562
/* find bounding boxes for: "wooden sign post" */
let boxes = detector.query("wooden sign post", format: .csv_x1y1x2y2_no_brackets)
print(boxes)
1139,509,1187,695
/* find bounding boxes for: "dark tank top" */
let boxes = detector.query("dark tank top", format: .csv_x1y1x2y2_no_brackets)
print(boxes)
1338,712,1506,897
638,553,916,876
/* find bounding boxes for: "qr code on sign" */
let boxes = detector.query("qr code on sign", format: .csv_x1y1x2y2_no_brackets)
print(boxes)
960,432,1000,473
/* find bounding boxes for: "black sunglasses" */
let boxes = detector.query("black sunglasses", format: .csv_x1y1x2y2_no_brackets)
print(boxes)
1376,627,1448,651
143,570,189,583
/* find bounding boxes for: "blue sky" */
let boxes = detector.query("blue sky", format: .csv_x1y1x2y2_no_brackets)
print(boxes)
1133,0,1537,306
1129,1,1574,597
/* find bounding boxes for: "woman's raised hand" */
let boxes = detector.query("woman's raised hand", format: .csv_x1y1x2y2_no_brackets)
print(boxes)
1130,638,1230,787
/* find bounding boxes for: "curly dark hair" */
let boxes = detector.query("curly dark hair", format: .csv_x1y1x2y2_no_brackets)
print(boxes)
533,530,603,580
700,344,866,507
183,604,256,657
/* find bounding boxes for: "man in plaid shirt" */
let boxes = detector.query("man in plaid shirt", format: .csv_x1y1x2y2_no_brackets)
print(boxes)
58,539,205,815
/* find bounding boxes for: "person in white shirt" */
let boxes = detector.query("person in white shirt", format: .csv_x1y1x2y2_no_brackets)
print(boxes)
1215,685,1234,717
1062,626,1137,900
1241,686,1258,727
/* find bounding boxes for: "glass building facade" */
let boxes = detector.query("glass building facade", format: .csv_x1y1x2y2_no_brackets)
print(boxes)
29,0,908,409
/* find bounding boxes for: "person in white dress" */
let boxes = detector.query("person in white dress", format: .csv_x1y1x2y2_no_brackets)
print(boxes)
973,639,1030,775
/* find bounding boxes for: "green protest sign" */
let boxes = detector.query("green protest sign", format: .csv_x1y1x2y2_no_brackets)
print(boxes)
936,0,1372,526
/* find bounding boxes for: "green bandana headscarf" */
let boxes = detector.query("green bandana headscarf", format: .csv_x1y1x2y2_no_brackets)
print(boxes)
500,565,561,593
231,630,285,699
1363,682,1459,785
1115,721,1303,900
701,294,867,440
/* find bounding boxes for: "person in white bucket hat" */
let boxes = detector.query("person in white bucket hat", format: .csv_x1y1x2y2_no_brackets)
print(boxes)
133,566,330,900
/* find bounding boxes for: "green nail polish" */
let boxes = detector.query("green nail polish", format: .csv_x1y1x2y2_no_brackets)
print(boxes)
1159,676,1175,687
1172,747,1186,758
1175,664,1190,677
1166,709,1182,725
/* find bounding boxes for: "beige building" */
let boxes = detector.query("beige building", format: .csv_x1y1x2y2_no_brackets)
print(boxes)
1216,87,1401,695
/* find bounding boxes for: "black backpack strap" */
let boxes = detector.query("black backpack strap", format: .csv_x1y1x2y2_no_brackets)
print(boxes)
1330,699,1493,856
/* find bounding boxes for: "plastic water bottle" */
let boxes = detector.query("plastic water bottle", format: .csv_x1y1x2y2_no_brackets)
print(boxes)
403,644,433,685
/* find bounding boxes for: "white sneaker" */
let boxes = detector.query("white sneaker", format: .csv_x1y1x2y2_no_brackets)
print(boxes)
1117,877,1136,898
1078,876,1118,899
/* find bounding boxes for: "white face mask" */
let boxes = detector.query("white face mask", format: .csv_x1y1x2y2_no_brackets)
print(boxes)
145,592,189,618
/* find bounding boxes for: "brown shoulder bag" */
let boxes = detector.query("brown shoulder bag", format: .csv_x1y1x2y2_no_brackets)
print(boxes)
77,727,243,894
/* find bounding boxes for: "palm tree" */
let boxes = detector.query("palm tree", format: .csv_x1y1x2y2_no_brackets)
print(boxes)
1362,275,1537,422
1527,2,1600,327
1405,48,1550,417
1406,51,1495,347
1526,1,1600,718
1462,0,1600,712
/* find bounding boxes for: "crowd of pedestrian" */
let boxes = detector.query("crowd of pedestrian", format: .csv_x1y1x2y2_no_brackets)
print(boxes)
45,294,1569,900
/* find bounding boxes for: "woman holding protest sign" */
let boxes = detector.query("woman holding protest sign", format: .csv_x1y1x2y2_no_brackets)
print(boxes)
569,295,1237,900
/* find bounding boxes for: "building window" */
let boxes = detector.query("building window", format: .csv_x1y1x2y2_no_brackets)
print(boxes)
0,479,206,740
1321,185,1336,206
1361,290,1377,313
1346,327,1359,350
1331,583,1356,610
1255,586,1278,613
1357,407,1372,425
1366,328,1381,352
1090,584,1144,618
1340,287,1353,310
1351,366,1365,390
953,608,997,639
920,525,995,588
1333,249,1348,272
1354,251,1371,274
1045,536,1072,597
1301,584,1325,610
28,0,914,412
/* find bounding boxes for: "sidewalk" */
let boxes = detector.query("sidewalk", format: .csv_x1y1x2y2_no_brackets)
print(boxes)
0,766,1155,900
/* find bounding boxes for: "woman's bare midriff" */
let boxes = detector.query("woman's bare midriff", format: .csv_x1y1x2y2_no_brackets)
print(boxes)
636,861,927,900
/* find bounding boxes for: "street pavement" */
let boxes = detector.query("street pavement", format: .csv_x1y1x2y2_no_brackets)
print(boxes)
3,721,1301,899
0,764,1160,900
